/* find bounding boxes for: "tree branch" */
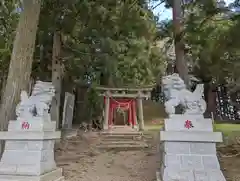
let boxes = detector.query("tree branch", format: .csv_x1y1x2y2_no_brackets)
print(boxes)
151,0,165,10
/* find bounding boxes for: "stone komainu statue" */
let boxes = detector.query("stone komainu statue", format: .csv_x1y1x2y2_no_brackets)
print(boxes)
162,73,206,116
15,81,55,120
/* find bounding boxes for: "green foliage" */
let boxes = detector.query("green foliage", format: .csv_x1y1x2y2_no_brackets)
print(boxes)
1,0,166,87
0,0,168,124
4,0,240,91
0,1,19,80
57,0,166,86
157,0,240,91
185,5,240,87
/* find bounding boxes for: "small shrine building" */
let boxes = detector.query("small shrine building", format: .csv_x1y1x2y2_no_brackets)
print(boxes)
95,86,153,131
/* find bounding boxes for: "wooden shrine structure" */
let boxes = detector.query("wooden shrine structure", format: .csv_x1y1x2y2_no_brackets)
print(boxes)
95,86,153,131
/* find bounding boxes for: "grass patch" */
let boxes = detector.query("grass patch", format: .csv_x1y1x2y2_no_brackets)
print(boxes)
145,122,240,134
214,123,240,136
214,123,240,145
145,122,240,145
144,124,163,131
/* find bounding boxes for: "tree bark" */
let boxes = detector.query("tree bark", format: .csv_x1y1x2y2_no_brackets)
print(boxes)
0,0,42,128
51,31,62,129
172,0,190,88
0,0,42,154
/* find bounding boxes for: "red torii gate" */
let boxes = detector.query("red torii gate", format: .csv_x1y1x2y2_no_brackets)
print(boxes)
104,97,136,128
96,86,153,131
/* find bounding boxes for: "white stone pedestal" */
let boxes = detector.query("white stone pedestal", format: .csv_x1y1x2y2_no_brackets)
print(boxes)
0,117,64,181
158,115,226,181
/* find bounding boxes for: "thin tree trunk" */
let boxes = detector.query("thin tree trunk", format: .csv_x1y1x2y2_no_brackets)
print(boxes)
51,31,62,129
0,0,42,130
172,0,190,88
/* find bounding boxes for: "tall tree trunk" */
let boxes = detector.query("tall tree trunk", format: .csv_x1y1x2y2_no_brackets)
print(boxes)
51,31,62,129
204,82,216,118
172,0,190,88
0,0,42,129
0,0,42,154
100,72,111,86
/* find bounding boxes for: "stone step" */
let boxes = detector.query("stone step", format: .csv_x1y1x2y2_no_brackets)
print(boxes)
0,168,64,181
107,125,138,130
100,132,142,136
102,134,142,140
99,140,145,145
109,125,134,128
102,136,135,140
96,143,148,150
101,138,142,143
97,127,147,150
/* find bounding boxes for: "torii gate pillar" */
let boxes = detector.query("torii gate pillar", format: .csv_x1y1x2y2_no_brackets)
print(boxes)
137,97,144,131
103,94,110,130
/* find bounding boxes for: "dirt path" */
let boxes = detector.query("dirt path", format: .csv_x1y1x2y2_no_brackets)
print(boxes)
55,132,159,181
55,130,240,181
218,144,240,181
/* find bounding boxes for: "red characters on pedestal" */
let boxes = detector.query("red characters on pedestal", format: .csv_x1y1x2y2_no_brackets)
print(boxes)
184,120,194,129
21,121,30,130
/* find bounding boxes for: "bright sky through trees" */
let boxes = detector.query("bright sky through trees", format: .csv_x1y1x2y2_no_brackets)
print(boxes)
153,0,235,21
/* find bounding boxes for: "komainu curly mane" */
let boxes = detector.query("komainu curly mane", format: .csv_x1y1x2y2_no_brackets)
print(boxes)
162,74,206,115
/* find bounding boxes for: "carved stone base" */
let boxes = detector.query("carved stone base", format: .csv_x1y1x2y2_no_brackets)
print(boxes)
159,115,226,181
0,140,56,175
0,117,64,180
0,168,64,181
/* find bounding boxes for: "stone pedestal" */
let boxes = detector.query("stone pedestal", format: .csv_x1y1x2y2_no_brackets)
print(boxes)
0,117,64,181
158,115,226,181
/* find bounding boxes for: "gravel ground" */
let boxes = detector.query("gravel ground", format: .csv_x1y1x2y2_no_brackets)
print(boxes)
55,131,240,181
55,131,160,181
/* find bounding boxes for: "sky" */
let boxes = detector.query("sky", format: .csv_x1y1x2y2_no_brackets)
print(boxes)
153,0,235,21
